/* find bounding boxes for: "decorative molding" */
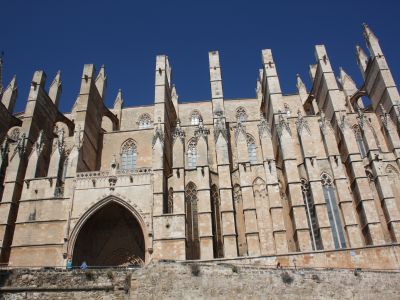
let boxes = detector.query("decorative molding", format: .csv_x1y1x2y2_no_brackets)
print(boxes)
234,121,247,141
152,124,164,148
57,128,65,154
295,110,310,135
34,130,45,155
339,112,349,132
213,104,223,118
13,132,27,159
258,115,271,137
356,108,367,129
194,118,210,139
319,112,328,135
214,115,228,142
380,104,389,130
276,111,291,137
172,119,185,144
74,125,83,149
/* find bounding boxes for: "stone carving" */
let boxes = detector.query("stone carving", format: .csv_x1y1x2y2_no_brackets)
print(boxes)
258,114,271,137
295,110,311,135
35,130,45,155
234,121,247,141
9,127,20,142
74,125,83,149
194,117,210,139
172,119,185,144
152,124,164,148
214,115,228,142
276,111,291,137
319,112,328,135
57,128,65,154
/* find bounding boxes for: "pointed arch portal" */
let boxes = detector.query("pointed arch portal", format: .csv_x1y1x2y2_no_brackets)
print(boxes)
72,201,145,267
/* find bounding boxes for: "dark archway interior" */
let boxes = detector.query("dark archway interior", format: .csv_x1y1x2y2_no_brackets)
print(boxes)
73,201,145,267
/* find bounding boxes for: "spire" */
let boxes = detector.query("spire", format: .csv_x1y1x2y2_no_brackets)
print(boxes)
1,75,17,112
171,84,179,115
171,84,178,102
356,45,369,77
309,64,317,82
363,23,383,57
113,88,123,110
338,67,357,91
256,69,263,100
338,67,358,107
95,64,107,99
296,74,308,104
48,70,62,107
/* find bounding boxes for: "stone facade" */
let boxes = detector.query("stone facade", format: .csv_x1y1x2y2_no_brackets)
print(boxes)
0,24,400,269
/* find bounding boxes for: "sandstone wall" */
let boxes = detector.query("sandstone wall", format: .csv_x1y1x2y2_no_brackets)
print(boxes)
1,262,400,300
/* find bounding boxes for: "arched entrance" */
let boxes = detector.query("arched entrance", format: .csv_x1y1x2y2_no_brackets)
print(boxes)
72,201,145,267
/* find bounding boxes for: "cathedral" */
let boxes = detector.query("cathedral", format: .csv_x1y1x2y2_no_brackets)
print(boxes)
0,24,400,268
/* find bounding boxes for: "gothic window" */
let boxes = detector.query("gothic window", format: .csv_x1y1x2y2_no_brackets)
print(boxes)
138,113,152,129
185,182,200,259
236,107,248,123
233,184,247,256
167,188,173,214
321,172,346,249
191,110,201,125
386,165,400,214
211,185,223,258
121,139,137,170
187,138,197,168
301,178,322,250
247,134,257,164
353,125,367,158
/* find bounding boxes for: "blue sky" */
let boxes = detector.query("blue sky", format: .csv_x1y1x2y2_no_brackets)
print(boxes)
1,0,400,113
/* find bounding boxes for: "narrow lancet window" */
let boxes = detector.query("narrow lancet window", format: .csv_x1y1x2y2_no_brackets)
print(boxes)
211,185,223,258
167,188,173,214
321,172,346,249
247,134,257,164
301,178,322,250
185,182,200,259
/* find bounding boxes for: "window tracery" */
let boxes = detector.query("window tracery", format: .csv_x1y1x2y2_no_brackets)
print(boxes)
185,182,200,259
138,113,152,129
236,107,248,123
321,172,346,249
301,178,322,250
191,111,201,125
120,139,137,170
